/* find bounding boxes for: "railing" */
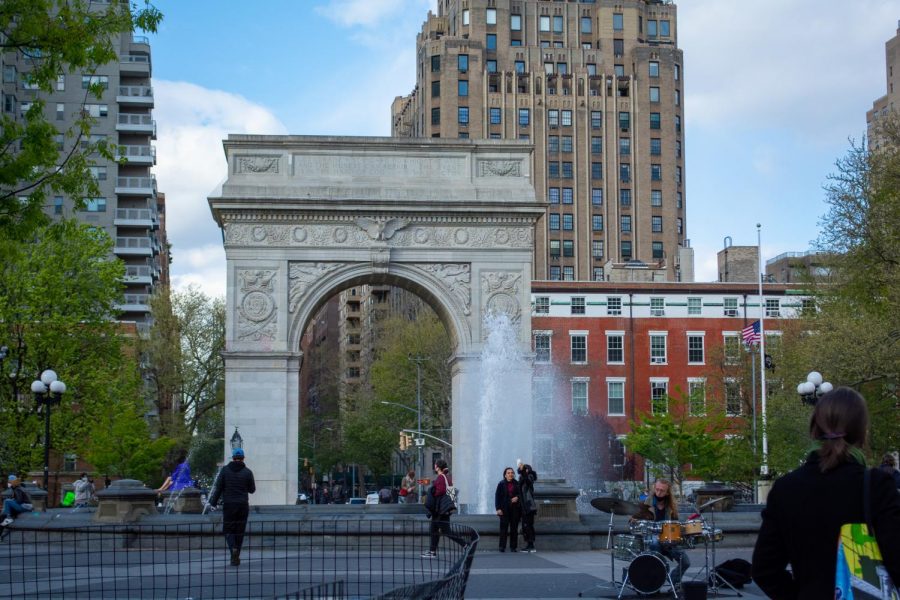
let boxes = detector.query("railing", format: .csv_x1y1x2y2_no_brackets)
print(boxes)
132,35,150,45
124,265,153,278
116,236,151,249
0,519,479,599
116,145,156,160
121,54,150,63
118,113,154,126
116,176,156,189
116,208,154,221
118,85,153,98
121,293,150,306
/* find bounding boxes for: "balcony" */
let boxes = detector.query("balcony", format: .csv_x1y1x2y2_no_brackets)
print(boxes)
117,293,151,312
114,207,156,228
116,144,156,165
117,113,156,138
115,175,156,196
115,236,153,256
123,265,154,284
117,85,154,106
120,54,151,76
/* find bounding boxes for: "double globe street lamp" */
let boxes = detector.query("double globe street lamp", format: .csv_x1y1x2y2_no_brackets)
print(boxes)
31,369,66,490
797,371,833,406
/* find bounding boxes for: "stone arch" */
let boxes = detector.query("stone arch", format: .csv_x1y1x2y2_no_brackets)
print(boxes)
210,136,544,507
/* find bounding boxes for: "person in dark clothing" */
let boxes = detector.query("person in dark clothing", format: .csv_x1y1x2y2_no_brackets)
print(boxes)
517,462,538,552
1,475,33,527
880,453,900,489
207,447,256,566
752,387,900,599
495,467,522,552
421,459,454,558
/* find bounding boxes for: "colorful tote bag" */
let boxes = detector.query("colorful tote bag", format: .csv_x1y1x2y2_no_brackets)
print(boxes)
835,469,899,599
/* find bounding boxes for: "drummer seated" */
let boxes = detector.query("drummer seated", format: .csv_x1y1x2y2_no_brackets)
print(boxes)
635,479,691,587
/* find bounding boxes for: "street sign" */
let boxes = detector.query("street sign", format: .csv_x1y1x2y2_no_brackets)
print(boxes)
414,437,425,447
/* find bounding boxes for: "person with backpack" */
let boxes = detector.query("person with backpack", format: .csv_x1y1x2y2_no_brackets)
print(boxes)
421,459,454,558
207,448,256,566
518,462,538,552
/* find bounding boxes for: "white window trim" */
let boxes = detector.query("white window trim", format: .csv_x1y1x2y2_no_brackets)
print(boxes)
606,377,626,416
606,331,625,365
650,378,669,415
724,377,742,417
533,331,552,364
571,377,590,415
649,331,668,365
686,331,705,365
569,331,588,365
687,377,707,416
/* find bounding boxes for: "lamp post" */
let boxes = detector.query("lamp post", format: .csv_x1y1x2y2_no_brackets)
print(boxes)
32,369,66,491
797,371,833,406
230,427,243,452
407,354,428,498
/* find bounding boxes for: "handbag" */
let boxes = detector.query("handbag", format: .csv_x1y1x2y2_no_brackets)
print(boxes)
835,468,899,599
442,473,459,510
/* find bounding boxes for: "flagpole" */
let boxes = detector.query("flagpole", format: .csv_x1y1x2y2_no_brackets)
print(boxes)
757,223,768,476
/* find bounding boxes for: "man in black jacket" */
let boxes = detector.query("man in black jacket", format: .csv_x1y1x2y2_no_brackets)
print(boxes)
208,448,256,566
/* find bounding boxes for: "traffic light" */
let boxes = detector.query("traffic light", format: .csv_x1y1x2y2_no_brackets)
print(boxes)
399,432,409,451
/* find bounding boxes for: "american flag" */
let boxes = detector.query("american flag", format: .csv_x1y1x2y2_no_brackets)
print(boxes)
742,320,761,346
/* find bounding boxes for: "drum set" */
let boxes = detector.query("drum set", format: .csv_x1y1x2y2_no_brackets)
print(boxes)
587,496,732,599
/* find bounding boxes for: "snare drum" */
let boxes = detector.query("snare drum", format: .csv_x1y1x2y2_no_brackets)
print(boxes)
682,519,704,536
702,527,724,542
613,534,644,561
629,519,653,537
658,520,683,544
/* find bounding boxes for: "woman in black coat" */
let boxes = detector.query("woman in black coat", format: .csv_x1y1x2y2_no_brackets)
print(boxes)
751,387,900,599
494,467,522,552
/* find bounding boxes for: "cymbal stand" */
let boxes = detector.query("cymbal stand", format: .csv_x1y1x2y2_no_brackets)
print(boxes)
705,503,742,597
605,510,616,549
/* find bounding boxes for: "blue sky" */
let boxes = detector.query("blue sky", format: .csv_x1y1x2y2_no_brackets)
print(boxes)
147,0,898,297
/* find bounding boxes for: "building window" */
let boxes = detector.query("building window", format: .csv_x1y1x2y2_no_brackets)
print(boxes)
515,60,526,73
63,453,77,472
458,80,468,96
562,240,575,258
549,239,560,257
619,137,631,155
650,112,661,129
2,65,15,83
458,107,469,125
561,110,572,126
56,103,64,120
549,214,560,230
587,63,597,75
688,379,706,416
675,115,682,133
676,140,682,158
550,266,561,280
518,108,530,126
571,334,587,363
486,33,497,50
572,380,588,415
801,297,816,316
607,297,622,316
591,162,602,180
89,166,107,180
534,296,549,314
591,111,602,129
725,380,742,416
81,74,109,89
724,297,738,317
563,266,574,280
608,380,625,416
674,64,681,80
615,63,625,77
676,166,683,184
688,297,702,315
724,334,741,365
593,267,603,281
591,188,603,205
548,135,559,153
621,241,632,260
651,190,662,207
562,161,573,178
650,86,660,103
652,242,664,259
486,7,497,25
591,137,602,154
562,187,573,204
548,187,560,204
533,378,551,415
553,15,564,33
649,61,659,78
650,138,661,156
535,334,551,363
651,164,662,181
677,217,683,234
511,14,522,30
651,380,668,414
457,54,469,73
620,163,631,182
675,90,681,106
53,196,63,215
607,333,624,363
592,240,604,259
613,13,623,31
648,19,658,38
651,215,663,232
581,16,592,34
487,60,498,72
490,107,501,124
462,8,469,25
84,198,106,212
431,107,440,125
619,111,630,130
620,215,631,233
571,296,585,315
548,109,559,127
688,334,704,364
562,214,574,231
431,55,440,72
540,15,550,32
549,162,560,178
592,215,603,232
558,62,568,75
620,189,631,207
766,298,780,317
677,192,683,209
561,136,573,153
431,80,440,97
648,297,663,317
660,20,670,36
650,333,667,363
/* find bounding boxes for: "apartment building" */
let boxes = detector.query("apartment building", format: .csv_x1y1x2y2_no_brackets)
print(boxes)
393,0,689,282
867,21,899,149
1,24,165,329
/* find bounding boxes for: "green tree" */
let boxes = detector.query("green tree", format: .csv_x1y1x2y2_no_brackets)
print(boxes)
0,1,162,237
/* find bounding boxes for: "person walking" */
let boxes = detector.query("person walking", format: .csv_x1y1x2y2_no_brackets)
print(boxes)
1,475,33,527
207,448,256,566
72,473,95,509
421,459,454,558
518,462,538,552
495,467,522,553
752,387,900,598
400,469,417,504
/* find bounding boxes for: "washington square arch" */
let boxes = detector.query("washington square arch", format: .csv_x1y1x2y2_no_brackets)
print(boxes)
208,135,545,509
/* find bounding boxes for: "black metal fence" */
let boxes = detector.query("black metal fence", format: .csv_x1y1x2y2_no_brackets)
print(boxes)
0,519,479,599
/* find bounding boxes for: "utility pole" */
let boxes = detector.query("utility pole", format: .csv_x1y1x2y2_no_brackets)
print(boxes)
408,354,428,498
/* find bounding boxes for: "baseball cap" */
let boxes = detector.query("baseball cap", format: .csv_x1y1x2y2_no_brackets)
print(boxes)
8,474,18,482
232,448,245,459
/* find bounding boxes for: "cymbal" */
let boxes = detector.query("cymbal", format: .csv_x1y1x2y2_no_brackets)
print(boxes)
590,497,644,516
698,496,728,511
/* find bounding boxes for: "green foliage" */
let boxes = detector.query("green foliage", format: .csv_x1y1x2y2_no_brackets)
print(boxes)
339,403,401,481
186,405,224,490
0,0,163,236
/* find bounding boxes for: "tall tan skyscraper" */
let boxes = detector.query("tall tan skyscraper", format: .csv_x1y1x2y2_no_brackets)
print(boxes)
867,21,899,149
393,0,688,281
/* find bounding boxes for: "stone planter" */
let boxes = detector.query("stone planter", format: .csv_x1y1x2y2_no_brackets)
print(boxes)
533,478,579,520
160,486,204,514
94,479,157,523
695,483,737,512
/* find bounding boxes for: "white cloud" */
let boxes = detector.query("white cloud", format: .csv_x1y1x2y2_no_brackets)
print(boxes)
314,0,433,29
154,80,287,299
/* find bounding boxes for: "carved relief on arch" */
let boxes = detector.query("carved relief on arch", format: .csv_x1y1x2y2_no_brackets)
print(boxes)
409,263,472,316
481,271,523,329
288,262,343,313
236,269,278,341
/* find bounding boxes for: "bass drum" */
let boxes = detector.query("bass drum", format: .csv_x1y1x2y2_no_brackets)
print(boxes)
626,551,669,595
